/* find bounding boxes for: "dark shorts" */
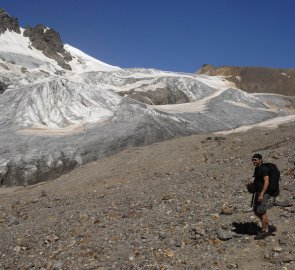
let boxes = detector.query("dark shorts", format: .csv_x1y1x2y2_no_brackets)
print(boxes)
253,193,270,214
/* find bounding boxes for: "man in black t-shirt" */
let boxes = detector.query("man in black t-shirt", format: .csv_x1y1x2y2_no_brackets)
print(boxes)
251,153,276,240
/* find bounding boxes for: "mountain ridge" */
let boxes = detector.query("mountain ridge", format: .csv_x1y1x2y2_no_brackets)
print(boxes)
197,64,295,96
0,9,120,74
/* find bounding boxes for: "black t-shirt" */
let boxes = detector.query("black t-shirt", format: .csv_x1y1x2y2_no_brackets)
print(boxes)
254,164,270,192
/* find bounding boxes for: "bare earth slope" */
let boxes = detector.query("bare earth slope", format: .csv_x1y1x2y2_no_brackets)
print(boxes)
197,65,295,96
0,121,294,269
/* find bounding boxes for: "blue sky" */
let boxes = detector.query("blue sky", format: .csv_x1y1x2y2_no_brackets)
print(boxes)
1,0,294,72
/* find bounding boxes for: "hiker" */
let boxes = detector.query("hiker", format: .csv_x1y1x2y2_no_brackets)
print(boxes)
250,153,277,240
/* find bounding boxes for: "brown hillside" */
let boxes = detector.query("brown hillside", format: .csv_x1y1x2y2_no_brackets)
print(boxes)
197,65,295,96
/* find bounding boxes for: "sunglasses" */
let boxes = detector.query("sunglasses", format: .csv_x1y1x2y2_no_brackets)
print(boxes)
252,158,259,161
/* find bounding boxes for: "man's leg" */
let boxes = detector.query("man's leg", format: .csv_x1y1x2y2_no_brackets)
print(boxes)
261,213,269,231
254,194,271,239
254,212,269,239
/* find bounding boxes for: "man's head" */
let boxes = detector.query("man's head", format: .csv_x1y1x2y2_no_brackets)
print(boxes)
252,153,262,167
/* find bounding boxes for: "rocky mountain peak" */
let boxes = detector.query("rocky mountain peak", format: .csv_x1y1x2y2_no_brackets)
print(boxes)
0,9,119,72
0,8,21,34
23,24,72,70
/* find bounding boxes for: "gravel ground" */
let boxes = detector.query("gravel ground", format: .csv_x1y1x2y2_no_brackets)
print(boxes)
0,121,294,270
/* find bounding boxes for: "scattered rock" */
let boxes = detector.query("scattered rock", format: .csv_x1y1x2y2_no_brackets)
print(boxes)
286,182,295,192
217,228,233,241
272,246,283,252
275,198,293,207
221,202,234,215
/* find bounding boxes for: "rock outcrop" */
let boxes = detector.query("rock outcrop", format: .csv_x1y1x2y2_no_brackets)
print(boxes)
0,9,21,34
118,86,191,105
0,81,7,94
197,64,295,96
23,24,72,70
0,9,73,70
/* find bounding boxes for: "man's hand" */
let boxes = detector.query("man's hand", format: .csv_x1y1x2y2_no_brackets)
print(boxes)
258,193,264,202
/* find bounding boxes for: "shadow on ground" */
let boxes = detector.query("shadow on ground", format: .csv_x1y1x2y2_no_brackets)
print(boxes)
232,222,261,235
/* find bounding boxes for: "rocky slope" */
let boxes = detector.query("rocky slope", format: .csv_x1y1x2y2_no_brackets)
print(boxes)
197,64,295,96
0,121,294,270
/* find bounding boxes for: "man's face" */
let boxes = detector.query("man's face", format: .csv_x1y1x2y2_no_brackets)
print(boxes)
252,158,262,167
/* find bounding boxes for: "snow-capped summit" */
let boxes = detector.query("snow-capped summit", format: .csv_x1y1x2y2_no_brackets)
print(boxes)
0,9,120,74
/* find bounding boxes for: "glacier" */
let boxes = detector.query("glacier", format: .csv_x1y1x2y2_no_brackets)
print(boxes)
0,29,294,186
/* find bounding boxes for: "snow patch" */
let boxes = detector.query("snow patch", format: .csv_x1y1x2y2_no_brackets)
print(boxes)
64,44,120,73
216,115,295,134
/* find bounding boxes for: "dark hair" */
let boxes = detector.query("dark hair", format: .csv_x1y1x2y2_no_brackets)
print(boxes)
252,153,262,160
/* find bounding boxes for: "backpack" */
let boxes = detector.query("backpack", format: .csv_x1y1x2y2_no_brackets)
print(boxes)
261,163,280,197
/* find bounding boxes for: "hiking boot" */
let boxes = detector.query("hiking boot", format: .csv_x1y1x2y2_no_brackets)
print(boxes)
268,224,277,235
254,230,268,240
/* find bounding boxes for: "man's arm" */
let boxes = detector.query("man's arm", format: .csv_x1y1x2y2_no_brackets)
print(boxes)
258,175,269,202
